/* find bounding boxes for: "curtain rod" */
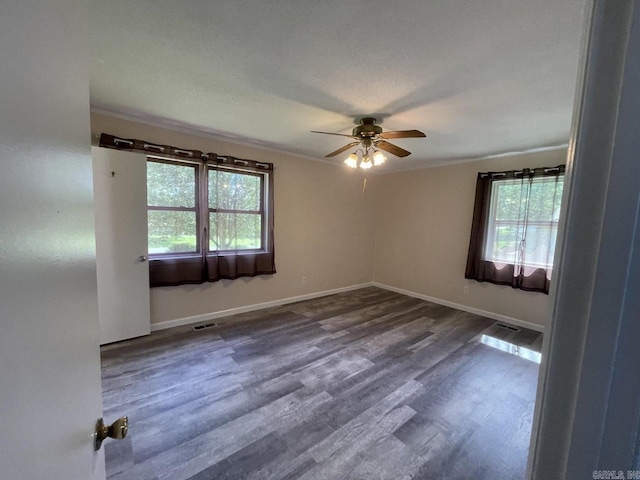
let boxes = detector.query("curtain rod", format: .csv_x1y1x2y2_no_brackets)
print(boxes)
478,164,565,179
99,133,274,171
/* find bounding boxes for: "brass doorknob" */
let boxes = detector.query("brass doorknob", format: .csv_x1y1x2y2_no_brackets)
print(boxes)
94,416,128,451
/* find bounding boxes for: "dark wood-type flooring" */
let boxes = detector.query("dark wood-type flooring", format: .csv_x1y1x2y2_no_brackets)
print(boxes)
101,287,543,480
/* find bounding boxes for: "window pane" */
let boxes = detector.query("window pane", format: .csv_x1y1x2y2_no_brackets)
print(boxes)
148,210,197,254
209,213,261,250
148,161,196,208
528,179,564,222
209,170,261,211
523,224,558,267
491,224,521,263
495,182,524,220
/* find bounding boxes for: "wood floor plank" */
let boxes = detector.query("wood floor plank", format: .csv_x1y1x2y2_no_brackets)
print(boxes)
184,433,292,480
306,380,423,464
298,405,417,480
349,435,425,480
131,373,306,463
101,287,543,479
113,388,332,480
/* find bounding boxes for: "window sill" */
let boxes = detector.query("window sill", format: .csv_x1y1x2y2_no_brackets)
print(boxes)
149,250,270,261
484,258,554,270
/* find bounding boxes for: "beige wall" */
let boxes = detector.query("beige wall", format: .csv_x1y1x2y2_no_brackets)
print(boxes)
91,113,379,325
373,149,567,329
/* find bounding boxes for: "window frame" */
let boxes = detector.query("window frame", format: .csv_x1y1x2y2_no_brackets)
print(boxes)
147,157,270,260
483,175,563,270
206,165,267,254
147,157,201,256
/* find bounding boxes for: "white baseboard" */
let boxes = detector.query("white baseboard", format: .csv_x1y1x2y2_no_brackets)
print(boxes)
372,282,545,333
150,282,375,332
151,281,544,334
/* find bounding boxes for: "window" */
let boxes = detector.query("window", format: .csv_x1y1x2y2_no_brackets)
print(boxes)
465,166,565,294
146,157,275,286
208,168,265,252
484,176,563,269
97,133,275,287
147,160,198,255
147,160,269,256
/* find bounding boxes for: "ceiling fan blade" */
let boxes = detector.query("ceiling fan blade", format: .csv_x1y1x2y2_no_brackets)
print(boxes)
325,141,360,158
311,130,355,139
375,140,411,157
379,129,426,139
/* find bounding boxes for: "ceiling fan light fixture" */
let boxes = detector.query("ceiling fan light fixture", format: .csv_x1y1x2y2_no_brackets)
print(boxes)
344,153,358,168
360,155,373,170
373,150,386,166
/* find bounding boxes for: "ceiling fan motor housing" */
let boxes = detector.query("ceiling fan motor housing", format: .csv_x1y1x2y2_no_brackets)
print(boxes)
353,117,382,138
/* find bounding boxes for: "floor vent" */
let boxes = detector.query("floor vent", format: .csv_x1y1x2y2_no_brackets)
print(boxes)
496,323,520,332
192,322,216,331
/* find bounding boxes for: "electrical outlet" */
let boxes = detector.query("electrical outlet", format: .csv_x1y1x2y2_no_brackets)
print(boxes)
463,286,470,294
302,276,307,285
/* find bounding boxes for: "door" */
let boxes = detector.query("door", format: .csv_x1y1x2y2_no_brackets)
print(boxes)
0,2,107,479
92,147,151,345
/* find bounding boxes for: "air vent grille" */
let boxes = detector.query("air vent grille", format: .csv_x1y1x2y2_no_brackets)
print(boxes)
496,323,520,332
192,322,216,331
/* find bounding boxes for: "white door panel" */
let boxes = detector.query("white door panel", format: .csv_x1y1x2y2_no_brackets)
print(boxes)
92,147,151,345
0,2,106,478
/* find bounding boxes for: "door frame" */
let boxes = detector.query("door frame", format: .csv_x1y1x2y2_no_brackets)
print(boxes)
528,0,640,477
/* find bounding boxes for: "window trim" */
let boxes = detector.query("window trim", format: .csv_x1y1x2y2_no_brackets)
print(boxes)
147,157,271,260
147,157,201,256
483,176,562,270
206,165,267,254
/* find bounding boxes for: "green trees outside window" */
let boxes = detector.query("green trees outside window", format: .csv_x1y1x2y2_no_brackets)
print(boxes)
147,159,266,256
485,176,564,268
147,161,198,254
208,169,263,251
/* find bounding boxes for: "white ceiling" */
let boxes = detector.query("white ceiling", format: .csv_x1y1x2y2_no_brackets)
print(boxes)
90,0,587,172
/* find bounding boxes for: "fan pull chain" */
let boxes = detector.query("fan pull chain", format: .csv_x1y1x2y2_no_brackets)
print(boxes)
363,177,367,194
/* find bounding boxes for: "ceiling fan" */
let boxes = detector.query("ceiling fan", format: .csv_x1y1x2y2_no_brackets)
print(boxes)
311,117,426,159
